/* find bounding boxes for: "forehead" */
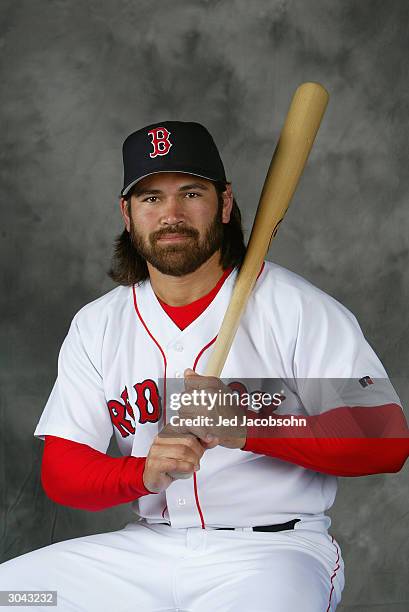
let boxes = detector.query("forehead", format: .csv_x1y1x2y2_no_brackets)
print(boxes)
135,172,215,193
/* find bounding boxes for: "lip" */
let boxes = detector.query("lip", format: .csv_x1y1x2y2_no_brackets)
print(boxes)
157,234,192,242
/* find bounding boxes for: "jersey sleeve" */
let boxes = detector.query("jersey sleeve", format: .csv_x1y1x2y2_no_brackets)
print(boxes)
34,312,113,453
242,285,408,474
292,290,403,415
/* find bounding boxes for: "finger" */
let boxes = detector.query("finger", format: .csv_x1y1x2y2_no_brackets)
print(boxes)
201,436,220,449
151,442,203,464
158,426,194,440
155,457,197,477
157,432,205,458
170,460,198,473
167,470,195,480
184,380,221,392
180,427,218,445
183,372,221,390
184,368,196,377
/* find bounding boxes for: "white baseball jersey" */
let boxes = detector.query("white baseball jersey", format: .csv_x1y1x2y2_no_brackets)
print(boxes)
34,261,398,530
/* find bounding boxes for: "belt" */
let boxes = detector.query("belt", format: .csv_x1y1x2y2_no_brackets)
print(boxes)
215,519,301,532
157,519,300,532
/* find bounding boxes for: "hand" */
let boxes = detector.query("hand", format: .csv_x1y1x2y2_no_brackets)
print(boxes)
169,369,247,450
143,430,206,493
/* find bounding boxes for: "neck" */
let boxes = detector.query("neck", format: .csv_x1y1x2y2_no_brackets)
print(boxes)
147,251,225,306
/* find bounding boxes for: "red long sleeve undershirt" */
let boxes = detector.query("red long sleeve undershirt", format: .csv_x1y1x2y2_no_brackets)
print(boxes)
243,404,409,477
41,267,409,510
43,412,409,512
42,436,153,511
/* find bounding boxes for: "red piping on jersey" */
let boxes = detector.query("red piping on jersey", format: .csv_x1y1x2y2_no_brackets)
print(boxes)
192,335,219,529
257,261,265,279
132,285,168,422
193,473,206,527
326,536,341,611
191,261,264,375
193,336,218,372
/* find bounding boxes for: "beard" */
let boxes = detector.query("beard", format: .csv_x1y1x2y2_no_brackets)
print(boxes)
129,207,224,277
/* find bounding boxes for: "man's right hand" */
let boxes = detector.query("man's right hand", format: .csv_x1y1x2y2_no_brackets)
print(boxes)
143,432,206,493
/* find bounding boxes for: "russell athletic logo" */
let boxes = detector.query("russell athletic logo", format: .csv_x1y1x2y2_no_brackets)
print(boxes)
359,376,374,388
148,127,173,158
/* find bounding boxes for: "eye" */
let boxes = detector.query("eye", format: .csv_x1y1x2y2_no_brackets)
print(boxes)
184,192,201,198
143,196,160,203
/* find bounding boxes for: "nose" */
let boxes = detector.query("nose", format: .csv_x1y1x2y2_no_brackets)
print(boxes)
160,196,185,226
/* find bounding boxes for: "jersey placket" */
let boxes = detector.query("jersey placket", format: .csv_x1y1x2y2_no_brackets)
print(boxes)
131,275,236,527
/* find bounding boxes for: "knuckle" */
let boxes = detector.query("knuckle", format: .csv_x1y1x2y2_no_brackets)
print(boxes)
160,458,176,472
182,443,194,457
178,460,194,472
183,435,197,449
148,445,160,459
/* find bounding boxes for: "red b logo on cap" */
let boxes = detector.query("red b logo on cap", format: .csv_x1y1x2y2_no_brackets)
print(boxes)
148,127,172,158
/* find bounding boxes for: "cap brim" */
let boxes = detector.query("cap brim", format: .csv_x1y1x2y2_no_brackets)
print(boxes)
121,170,225,197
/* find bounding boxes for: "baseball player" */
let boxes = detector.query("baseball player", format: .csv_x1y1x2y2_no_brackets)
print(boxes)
0,121,408,612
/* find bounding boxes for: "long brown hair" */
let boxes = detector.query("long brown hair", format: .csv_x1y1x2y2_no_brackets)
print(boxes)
108,181,246,286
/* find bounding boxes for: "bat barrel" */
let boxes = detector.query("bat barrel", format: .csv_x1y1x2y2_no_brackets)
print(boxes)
204,82,329,377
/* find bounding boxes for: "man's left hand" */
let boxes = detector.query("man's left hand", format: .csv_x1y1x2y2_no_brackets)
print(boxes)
162,369,247,450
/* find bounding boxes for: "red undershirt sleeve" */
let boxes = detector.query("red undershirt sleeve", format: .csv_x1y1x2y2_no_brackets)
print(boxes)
41,435,156,511
242,403,409,476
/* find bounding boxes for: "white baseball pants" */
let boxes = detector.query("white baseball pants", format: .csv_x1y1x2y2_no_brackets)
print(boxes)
0,520,344,611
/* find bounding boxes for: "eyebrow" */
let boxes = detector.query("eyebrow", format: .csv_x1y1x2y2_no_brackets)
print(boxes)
133,182,210,197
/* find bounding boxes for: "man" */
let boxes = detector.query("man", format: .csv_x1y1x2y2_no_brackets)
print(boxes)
0,121,407,611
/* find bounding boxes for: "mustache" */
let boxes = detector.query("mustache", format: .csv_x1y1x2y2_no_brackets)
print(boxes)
150,226,199,241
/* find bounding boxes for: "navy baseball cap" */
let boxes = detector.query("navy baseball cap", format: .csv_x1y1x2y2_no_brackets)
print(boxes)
121,121,227,197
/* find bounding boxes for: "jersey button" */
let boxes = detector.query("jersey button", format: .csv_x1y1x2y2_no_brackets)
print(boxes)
177,498,186,506
174,343,184,352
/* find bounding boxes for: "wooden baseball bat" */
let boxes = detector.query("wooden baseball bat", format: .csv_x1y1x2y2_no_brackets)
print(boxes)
168,82,329,479
204,81,329,376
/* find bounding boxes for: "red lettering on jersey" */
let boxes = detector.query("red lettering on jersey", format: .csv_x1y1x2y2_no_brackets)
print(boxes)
134,379,162,424
148,127,172,158
107,387,136,438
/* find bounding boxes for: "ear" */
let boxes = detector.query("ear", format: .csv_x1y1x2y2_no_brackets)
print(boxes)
119,197,131,232
221,183,233,224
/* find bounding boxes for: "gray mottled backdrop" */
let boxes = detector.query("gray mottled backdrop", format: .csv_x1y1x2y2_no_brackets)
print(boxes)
1,1,408,611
